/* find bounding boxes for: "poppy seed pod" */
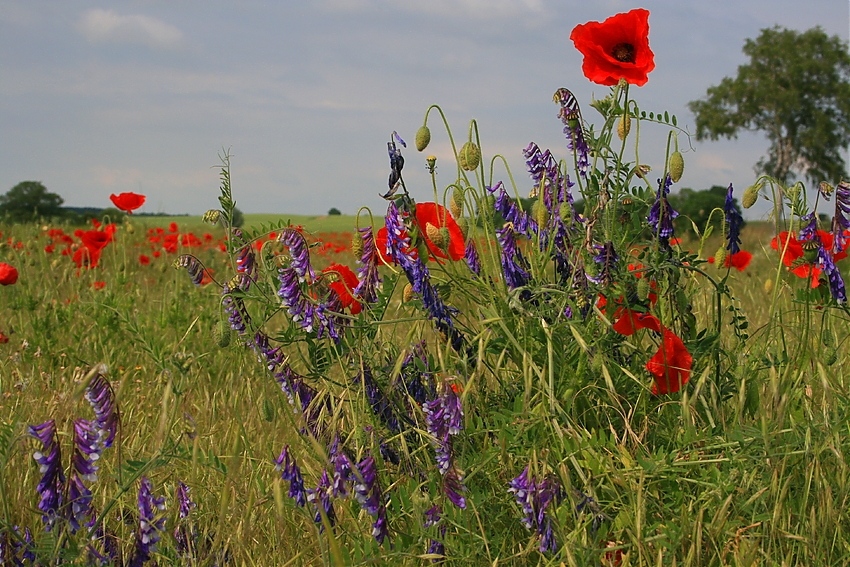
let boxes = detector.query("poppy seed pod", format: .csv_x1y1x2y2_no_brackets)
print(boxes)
669,151,684,183
617,113,631,140
415,125,431,152
458,142,481,171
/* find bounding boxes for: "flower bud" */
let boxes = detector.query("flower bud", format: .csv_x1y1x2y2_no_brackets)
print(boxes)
636,277,650,302
714,246,727,269
825,348,838,366
214,319,231,348
458,142,481,171
203,209,222,225
742,183,760,209
450,187,464,218
669,151,684,183
456,217,469,239
403,283,415,302
617,113,631,140
532,200,548,227
425,222,447,250
415,125,431,151
426,155,437,174
351,233,364,258
763,278,773,294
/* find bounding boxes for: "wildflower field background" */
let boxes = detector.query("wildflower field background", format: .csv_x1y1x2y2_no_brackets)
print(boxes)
3,7,850,567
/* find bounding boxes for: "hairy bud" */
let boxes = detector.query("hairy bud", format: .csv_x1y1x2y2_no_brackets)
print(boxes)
458,142,481,171
742,183,760,209
617,113,631,140
669,151,684,183
415,125,431,152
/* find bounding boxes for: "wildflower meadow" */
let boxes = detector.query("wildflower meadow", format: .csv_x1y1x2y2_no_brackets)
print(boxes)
3,8,850,566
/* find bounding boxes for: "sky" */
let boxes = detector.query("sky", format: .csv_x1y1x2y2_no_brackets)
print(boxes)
1,1,848,219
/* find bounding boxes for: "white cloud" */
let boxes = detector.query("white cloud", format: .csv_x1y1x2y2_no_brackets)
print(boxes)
76,9,183,50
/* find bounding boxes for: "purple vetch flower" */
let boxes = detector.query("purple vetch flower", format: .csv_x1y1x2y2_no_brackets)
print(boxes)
587,241,618,287
221,285,250,335
423,384,467,508
424,505,446,559
176,254,207,286
88,523,121,566
277,267,340,342
508,466,564,553
279,228,316,282
235,242,257,290
799,213,818,243
724,183,744,255
173,481,197,558
385,202,464,353
647,175,679,245
176,481,195,520
85,370,118,450
130,476,166,567
443,465,467,509
328,437,355,498
463,239,481,276
554,88,590,178
0,526,36,564
275,445,308,507
68,418,100,532
396,342,435,407
354,455,388,544
307,469,336,528
29,419,65,530
491,182,537,237
832,181,850,255
383,131,407,199
497,224,531,290
818,245,847,303
353,226,382,304
357,365,400,433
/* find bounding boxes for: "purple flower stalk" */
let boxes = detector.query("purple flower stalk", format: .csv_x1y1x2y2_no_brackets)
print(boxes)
818,245,847,303
464,239,481,276
424,505,446,559
0,526,35,564
423,384,467,508
130,477,166,567
222,285,249,335
277,267,340,342
647,175,679,245
29,419,65,530
328,437,355,498
443,465,467,509
724,183,744,254
279,228,316,282
508,466,563,553
85,371,118,450
497,224,531,290
491,182,537,237
235,243,257,290
176,254,207,286
68,418,100,532
354,455,388,544
276,445,308,507
353,226,381,304
833,181,850,255
176,481,195,520
554,88,590,178
588,241,618,287
307,470,336,528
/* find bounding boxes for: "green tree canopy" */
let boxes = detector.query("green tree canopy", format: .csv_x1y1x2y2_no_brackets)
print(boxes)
688,26,850,185
0,181,65,222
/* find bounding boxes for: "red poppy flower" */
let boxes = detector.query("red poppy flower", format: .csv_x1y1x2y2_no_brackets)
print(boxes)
0,330,9,344
323,263,362,314
611,308,661,336
646,328,692,395
139,254,151,266
771,232,826,287
169,222,179,233
413,202,465,261
724,250,752,271
109,192,146,213
92,281,106,290
0,262,19,285
569,8,656,86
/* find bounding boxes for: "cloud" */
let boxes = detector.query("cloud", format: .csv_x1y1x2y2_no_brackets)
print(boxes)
76,9,183,50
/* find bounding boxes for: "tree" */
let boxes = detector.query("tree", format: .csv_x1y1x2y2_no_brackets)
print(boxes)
688,26,850,186
0,181,65,222
328,207,342,216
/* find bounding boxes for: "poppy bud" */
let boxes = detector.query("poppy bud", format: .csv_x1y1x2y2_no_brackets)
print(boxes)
714,246,727,268
351,233,364,257
458,142,481,171
822,331,834,347
403,283,415,302
125,222,135,234
450,187,464,218
636,277,650,302
532,200,548,227
214,319,231,348
262,398,275,421
425,223,447,251
415,125,431,152
456,217,469,239
742,184,760,209
617,113,631,140
763,278,773,294
825,348,838,366
203,209,222,225
669,151,684,183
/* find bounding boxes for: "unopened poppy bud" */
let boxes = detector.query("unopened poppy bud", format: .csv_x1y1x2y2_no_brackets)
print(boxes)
636,277,650,302
203,209,222,225
415,125,431,151
425,222,447,250
825,348,838,366
669,151,684,183
763,278,773,294
351,233,364,257
403,283,415,302
125,222,135,234
822,331,834,347
742,183,760,209
450,187,464,218
456,217,469,239
458,142,481,171
617,113,631,140
215,319,231,348
714,246,727,268
532,200,548,227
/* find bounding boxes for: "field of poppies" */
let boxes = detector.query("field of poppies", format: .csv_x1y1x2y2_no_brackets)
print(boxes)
3,7,850,566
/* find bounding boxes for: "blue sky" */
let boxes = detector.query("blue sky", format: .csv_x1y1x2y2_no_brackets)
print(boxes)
1,1,847,218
